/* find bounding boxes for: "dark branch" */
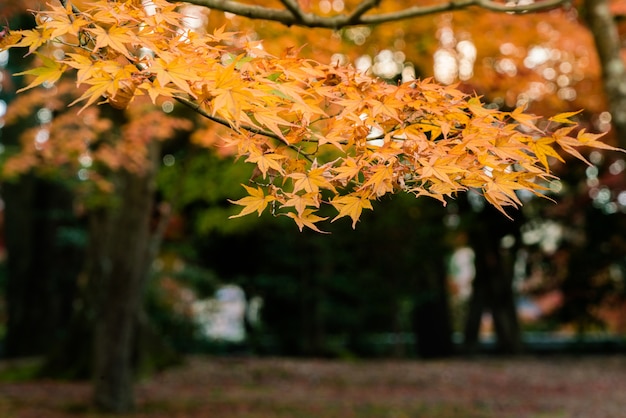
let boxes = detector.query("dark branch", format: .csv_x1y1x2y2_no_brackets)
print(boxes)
173,0,570,29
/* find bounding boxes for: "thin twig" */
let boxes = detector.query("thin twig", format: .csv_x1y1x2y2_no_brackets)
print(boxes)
174,95,314,162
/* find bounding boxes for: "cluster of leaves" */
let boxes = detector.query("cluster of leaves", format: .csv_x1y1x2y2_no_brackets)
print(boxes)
1,0,620,231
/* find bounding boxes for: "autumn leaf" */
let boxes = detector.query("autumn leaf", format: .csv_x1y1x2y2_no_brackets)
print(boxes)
509,106,541,132
0,28,25,51
549,110,582,125
281,192,320,216
228,185,276,218
576,129,623,152
418,156,466,185
88,25,136,60
15,54,67,92
287,209,329,233
529,137,565,171
331,193,374,228
245,149,287,178
361,165,394,197
65,53,102,84
288,166,337,194
150,54,200,97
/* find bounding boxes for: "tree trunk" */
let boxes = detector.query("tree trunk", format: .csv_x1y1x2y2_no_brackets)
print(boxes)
463,207,523,355
584,0,626,148
412,267,454,358
89,142,161,413
3,176,84,358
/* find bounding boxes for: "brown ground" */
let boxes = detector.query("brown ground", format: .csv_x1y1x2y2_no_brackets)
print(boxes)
1,355,626,417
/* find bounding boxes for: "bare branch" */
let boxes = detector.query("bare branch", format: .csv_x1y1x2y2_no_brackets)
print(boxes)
346,0,381,24
279,0,305,20
174,0,570,29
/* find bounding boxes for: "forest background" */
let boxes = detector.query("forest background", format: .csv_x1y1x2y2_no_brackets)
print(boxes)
1,0,626,414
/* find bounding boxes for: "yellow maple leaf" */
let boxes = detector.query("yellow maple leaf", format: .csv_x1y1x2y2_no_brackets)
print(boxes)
245,150,287,178
529,137,564,171
331,193,374,228
509,106,543,132
88,25,136,60
287,209,329,233
577,129,622,152
288,166,337,194
281,192,320,216
151,54,199,96
65,53,101,84
0,28,28,52
229,185,276,218
251,110,294,139
548,110,582,125
16,54,67,92
332,157,363,184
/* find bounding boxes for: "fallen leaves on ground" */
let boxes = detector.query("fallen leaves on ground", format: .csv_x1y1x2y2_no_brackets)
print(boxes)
1,355,626,417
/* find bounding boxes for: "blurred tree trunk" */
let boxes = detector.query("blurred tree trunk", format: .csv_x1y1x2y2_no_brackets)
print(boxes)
412,266,454,358
411,202,454,358
463,207,523,355
584,0,626,148
1,12,85,359
3,177,84,358
88,141,162,413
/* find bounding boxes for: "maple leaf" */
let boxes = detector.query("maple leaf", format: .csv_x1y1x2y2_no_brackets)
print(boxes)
150,54,199,97
229,185,276,218
252,110,294,139
467,97,498,118
548,110,582,125
529,137,564,171
43,2,89,39
281,192,320,216
509,106,542,132
332,157,363,184
418,156,466,185
0,28,25,51
331,194,374,228
15,54,67,92
288,166,337,194
287,209,329,233
361,164,395,197
576,129,623,152
245,149,287,178
88,25,136,60
65,53,102,84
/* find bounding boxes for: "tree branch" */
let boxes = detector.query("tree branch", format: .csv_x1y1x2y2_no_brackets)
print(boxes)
346,0,381,25
279,0,305,21
174,95,314,161
174,0,570,29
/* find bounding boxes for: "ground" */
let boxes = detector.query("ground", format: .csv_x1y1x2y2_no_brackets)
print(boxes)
1,355,625,417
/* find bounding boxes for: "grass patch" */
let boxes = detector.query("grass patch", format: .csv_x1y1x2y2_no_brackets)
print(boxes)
0,357,43,382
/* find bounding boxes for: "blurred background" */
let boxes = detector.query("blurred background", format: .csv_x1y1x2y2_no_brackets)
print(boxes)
1,0,626,379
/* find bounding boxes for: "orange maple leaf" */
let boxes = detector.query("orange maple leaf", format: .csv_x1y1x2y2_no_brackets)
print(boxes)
361,164,394,197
